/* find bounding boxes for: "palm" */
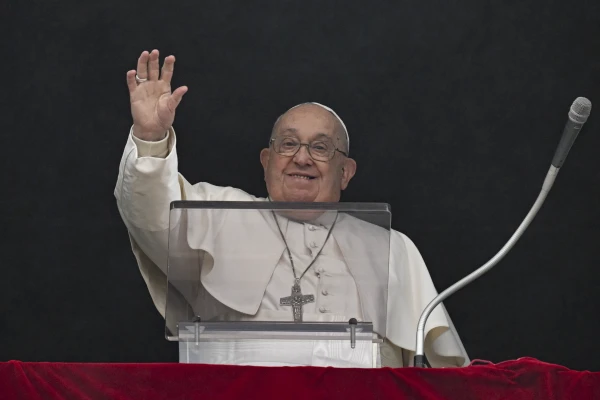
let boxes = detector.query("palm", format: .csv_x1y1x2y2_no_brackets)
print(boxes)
131,81,174,133
126,50,188,141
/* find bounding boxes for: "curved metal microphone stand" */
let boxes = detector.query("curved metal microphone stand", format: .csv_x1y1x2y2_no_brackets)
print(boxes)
413,165,559,368
413,97,590,368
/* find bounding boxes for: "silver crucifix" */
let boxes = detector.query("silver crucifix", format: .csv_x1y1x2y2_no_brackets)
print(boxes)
280,281,315,322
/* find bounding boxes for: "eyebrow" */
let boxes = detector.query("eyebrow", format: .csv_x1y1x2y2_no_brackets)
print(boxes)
278,128,299,136
278,129,333,140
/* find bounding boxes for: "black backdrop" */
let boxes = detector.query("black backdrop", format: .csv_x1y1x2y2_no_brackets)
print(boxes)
3,0,600,370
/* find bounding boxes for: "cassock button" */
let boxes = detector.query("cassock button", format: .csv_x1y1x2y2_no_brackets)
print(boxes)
319,306,328,313
309,241,318,248
308,225,316,231
321,289,329,296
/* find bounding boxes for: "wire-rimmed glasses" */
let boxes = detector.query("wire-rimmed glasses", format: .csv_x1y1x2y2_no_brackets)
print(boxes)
270,136,348,162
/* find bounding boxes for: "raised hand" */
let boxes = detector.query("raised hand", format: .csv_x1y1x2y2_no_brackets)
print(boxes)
126,50,188,141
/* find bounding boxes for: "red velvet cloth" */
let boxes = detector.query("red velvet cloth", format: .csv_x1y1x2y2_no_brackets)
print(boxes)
1,358,599,399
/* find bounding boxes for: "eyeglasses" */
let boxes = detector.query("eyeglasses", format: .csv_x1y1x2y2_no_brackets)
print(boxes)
270,136,348,162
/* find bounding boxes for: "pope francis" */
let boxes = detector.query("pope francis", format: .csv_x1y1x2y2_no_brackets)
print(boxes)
115,49,469,368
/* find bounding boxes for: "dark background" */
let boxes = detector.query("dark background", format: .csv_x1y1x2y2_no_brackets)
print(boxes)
3,0,600,370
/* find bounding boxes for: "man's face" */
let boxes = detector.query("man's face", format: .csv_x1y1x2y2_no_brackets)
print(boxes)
260,104,357,202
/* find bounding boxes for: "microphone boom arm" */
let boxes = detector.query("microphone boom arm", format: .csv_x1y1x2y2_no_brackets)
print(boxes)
414,165,559,367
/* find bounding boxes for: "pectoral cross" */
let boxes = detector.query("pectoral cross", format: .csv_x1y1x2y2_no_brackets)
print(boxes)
280,281,314,322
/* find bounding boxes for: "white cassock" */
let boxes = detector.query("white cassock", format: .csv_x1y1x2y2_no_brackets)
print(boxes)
115,128,470,368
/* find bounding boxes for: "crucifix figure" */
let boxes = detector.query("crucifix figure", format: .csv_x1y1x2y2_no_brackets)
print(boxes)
280,280,315,322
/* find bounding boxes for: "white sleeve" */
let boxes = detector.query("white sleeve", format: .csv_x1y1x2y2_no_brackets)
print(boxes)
114,127,183,283
115,127,180,233
131,130,170,158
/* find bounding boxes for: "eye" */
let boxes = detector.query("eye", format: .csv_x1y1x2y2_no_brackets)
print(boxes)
276,137,301,154
281,138,298,148
311,142,330,152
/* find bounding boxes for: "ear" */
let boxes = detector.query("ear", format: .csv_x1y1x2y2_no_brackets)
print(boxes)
260,148,270,174
340,158,357,190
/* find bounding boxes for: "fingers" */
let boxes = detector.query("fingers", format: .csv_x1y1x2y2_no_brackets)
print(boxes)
148,49,160,81
161,55,176,84
136,51,149,79
168,86,188,112
126,70,137,94
132,50,178,89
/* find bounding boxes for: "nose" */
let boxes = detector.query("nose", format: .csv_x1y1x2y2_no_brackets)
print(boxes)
292,145,314,166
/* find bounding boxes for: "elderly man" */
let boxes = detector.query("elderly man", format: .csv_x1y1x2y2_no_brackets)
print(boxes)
115,49,469,367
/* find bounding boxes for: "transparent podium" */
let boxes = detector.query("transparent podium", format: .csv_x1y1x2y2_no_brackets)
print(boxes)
165,201,391,368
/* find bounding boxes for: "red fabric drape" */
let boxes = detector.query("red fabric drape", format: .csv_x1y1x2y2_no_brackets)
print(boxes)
1,358,599,400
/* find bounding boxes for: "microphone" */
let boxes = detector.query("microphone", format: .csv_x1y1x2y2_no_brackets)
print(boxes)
552,97,592,168
413,97,592,368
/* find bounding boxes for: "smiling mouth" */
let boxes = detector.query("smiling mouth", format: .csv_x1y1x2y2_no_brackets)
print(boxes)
287,174,316,180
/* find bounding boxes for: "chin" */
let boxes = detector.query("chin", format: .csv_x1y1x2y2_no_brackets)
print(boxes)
284,192,318,202
267,189,316,203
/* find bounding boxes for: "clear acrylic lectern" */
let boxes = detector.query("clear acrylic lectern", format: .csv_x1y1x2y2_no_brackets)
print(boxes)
165,201,391,367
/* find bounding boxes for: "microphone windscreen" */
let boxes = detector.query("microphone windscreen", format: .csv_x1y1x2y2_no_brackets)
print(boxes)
569,97,592,123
